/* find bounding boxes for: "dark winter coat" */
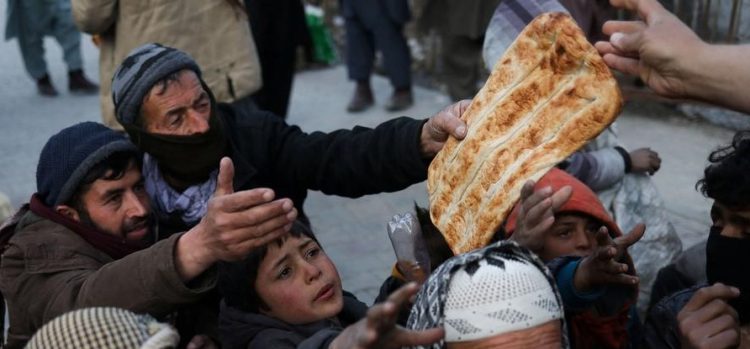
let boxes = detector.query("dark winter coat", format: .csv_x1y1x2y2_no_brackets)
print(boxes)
160,102,429,235
219,292,368,349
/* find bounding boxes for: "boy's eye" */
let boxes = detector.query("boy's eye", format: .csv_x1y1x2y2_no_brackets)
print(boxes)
278,267,292,280
305,247,320,259
556,230,571,238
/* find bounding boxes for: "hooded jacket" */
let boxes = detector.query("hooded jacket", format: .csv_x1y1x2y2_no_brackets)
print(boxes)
219,292,368,349
505,168,640,349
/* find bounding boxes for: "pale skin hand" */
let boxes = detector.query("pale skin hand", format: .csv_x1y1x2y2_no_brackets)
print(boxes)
174,157,298,281
330,283,445,349
510,180,573,253
629,147,661,175
574,224,645,292
595,0,750,114
420,100,471,158
677,283,741,349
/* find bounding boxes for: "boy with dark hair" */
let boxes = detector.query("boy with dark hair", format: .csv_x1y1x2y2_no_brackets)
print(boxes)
644,131,750,348
505,168,645,349
217,221,444,349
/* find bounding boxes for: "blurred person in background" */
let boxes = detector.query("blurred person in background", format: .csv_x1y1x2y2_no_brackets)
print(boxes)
5,0,98,97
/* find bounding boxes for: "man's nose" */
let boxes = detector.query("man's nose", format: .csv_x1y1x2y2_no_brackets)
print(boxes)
186,109,210,134
124,192,148,218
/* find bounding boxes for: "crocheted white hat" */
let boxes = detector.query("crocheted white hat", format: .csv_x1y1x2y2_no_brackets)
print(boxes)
25,307,180,349
443,258,563,342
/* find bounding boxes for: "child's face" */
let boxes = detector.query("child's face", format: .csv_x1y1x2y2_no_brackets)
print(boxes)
539,213,600,261
254,234,344,325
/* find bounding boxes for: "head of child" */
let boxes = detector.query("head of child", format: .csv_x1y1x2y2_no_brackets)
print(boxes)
505,168,621,262
219,221,343,325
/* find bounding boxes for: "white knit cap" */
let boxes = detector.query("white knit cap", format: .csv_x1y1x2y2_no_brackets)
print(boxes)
25,307,180,349
443,258,563,342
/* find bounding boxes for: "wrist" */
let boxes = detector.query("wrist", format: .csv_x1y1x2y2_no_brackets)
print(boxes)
175,227,216,281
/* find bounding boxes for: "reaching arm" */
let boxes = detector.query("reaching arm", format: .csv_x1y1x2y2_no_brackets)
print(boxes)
595,0,750,114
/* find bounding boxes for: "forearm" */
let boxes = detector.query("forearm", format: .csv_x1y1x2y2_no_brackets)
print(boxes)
686,44,750,114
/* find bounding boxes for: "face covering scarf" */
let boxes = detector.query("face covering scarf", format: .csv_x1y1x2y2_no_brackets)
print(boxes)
706,226,750,324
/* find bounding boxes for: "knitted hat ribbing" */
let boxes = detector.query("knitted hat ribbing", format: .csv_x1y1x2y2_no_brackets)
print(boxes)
36,122,138,207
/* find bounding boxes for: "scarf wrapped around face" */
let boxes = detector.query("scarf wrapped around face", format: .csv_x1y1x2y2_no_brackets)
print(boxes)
406,240,569,348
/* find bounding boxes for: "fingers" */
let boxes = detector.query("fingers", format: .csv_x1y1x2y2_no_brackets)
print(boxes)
693,298,741,325
521,186,552,213
610,31,644,56
454,99,472,118
431,102,469,140
594,226,613,249
519,180,536,202
386,282,420,314
213,188,275,212
214,157,235,197
602,53,641,77
391,327,445,347
549,186,573,211
616,223,646,249
682,283,740,313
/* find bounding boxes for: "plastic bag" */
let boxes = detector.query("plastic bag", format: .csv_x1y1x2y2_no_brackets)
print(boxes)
387,213,431,284
305,5,337,65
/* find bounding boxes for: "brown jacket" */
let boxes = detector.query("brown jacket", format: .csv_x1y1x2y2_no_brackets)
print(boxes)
71,0,263,130
0,208,216,348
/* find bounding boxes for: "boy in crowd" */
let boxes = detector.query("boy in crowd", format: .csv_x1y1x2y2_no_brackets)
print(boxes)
505,168,645,348
645,131,750,348
217,221,444,349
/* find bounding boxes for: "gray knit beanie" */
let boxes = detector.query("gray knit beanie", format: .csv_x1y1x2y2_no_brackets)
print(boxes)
25,307,180,349
36,122,138,207
112,43,202,127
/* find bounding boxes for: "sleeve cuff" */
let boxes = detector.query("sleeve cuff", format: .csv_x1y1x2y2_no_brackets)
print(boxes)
614,146,632,173
557,259,605,310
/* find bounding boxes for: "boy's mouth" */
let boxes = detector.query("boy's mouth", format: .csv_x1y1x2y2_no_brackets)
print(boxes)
314,283,334,302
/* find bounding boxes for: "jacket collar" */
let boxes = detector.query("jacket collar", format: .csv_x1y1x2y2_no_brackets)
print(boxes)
217,106,258,190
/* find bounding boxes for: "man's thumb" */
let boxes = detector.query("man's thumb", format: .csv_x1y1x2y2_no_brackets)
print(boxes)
215,157,235,196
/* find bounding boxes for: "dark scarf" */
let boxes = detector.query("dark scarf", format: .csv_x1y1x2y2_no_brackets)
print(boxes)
124,85,227,185
29,194,147,260
706,226,750,324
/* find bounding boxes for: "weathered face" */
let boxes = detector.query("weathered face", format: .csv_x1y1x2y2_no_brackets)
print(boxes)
710,201,750,239
540,213,600,261
254,234,344,325
70,161,152,242
446,320,562,349
141,69,212,135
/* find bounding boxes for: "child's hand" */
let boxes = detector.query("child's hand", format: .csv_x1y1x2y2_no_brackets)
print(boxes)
330,283,444,349
629,148,661,175
511,180,573,253
574,224,645,292
677,283,740,349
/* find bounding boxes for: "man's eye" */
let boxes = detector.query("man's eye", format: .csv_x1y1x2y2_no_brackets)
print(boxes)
106,194,122,205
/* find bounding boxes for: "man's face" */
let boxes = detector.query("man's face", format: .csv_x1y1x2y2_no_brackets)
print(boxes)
540,213,600,261
76,162,152,242
711,201,750,239
141,70,211,136
254,234,344,325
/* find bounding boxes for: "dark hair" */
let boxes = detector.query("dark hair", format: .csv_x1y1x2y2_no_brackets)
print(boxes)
697,131,750,208
413,204,455,269
67,152,141,213
218,220,319,313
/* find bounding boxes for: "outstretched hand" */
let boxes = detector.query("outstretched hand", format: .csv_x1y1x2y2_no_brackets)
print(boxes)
510,180,573,253
176,157,297,281
330,283,444,349
574,224,645,292
594,0,706,99
629,147,661,175
420,100,471,158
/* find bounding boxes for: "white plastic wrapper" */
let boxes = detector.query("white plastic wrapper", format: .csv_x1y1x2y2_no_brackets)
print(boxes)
387,213,431,284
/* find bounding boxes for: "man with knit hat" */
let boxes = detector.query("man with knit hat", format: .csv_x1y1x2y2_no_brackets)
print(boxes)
111,43,469,237
406,240,568,348
0,122,306,348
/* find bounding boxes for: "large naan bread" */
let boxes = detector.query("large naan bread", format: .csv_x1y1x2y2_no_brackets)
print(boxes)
428,12,622,255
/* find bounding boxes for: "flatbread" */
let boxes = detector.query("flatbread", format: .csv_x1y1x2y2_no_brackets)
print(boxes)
428,12,622,255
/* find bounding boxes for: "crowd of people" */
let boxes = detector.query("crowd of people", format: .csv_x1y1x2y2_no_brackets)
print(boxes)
1,0,750,348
